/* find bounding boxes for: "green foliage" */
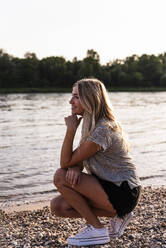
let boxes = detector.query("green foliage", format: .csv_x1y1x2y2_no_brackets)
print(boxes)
0,48,166,90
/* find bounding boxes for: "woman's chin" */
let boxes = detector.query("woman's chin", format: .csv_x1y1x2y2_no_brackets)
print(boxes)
71,110,77,115
71,111,83,116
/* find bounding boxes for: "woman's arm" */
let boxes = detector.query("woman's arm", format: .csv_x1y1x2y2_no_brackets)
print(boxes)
60,115,100,169
61,141,100,169
60,127,76,167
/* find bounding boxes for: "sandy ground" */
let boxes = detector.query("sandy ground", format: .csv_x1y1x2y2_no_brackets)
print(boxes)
2,200,50,214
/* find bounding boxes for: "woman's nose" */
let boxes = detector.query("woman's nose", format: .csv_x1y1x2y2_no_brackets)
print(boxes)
69,97,73,104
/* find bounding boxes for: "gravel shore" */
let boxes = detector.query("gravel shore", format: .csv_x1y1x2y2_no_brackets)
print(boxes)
0,186,166,248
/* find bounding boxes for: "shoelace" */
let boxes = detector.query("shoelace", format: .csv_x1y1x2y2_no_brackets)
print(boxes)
110,217,120,232
78,223,91,232
80,225,93,235
68,224,93,240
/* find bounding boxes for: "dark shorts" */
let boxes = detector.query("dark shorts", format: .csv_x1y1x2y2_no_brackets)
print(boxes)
93,174,141,218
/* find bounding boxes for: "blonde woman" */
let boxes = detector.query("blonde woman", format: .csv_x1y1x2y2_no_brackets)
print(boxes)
51,78,141,246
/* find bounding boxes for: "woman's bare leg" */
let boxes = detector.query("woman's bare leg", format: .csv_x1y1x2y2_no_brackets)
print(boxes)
50,194,115,218
52,168,116,228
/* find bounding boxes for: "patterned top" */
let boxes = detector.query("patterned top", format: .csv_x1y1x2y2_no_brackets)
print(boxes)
85,119,141,189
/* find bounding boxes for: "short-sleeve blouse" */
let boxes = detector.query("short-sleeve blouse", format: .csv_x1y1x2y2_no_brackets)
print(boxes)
85,119,141,189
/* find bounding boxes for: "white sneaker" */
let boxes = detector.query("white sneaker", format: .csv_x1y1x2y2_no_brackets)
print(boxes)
67,225,110,246
109,212,133,238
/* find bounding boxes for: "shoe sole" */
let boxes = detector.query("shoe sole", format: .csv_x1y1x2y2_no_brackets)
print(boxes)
67,236,110,246
110,212,133,238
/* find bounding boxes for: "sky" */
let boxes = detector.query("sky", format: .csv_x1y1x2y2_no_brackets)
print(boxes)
0,0,166,64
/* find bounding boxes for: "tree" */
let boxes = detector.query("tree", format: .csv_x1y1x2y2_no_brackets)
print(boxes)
39,56,67,87
0,50,13,88
0,48,166,90
137,54,162,87
86,49,100,63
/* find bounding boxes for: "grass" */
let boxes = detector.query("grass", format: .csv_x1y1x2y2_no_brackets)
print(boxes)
0,88,71,94
0,87,166,94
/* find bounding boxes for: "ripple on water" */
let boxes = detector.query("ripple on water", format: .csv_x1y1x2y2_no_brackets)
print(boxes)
0,92,166,205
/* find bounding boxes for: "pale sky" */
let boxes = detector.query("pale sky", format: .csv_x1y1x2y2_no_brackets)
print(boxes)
0,0,166,64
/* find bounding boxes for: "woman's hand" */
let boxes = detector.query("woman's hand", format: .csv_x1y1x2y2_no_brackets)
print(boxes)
66,166,82,188
64,115,82,132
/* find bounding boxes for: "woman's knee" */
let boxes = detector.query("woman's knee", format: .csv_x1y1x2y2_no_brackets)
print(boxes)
50,197,61,215
50,196,69,216
53,168,66,187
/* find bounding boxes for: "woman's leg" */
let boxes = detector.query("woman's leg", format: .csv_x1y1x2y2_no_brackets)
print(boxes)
52,168,116,228
50,194,115,218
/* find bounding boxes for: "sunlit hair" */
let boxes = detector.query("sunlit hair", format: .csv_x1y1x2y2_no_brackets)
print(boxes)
73,78,130,150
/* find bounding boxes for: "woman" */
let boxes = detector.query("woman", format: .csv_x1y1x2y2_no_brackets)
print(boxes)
50,78,141,246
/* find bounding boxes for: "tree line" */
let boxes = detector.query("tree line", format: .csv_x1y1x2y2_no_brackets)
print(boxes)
0,48,166,90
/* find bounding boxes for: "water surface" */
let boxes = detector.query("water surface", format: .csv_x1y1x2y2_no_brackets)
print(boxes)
0,92,166,207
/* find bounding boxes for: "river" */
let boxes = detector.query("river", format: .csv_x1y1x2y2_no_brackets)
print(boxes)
0,92,166,207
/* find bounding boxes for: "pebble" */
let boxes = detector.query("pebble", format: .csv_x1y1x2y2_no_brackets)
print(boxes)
0,186,165,248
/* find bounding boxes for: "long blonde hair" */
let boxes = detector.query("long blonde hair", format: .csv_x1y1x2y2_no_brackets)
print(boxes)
74,78,129,150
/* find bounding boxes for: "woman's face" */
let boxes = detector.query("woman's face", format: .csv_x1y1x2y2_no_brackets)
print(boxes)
69,86,84,116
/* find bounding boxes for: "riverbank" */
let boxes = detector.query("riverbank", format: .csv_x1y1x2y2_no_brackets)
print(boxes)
0,186,165,248
1,87,166,94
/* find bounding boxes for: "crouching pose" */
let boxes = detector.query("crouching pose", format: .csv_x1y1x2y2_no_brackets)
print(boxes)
50,78,141,246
